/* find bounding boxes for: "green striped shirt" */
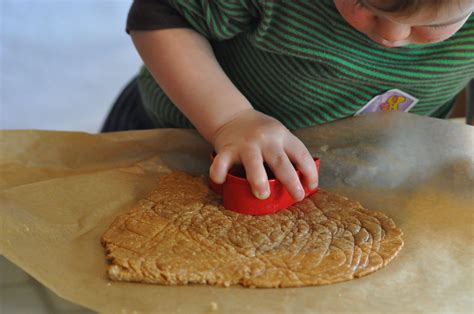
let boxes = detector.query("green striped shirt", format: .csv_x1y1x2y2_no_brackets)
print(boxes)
137,0,474,129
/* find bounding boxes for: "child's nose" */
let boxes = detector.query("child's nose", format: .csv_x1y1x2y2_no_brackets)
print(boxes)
376,18,411,42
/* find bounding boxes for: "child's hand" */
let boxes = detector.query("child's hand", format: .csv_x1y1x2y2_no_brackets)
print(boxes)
210,108,318,201
131,29,317,198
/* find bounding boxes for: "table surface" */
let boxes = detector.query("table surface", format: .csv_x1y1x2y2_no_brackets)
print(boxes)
0,256,93,314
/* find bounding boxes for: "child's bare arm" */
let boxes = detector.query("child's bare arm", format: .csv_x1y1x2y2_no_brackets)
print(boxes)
131,29,318,201
131,29,252,141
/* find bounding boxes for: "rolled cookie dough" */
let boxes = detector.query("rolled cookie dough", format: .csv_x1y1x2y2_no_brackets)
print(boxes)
101,172,403,287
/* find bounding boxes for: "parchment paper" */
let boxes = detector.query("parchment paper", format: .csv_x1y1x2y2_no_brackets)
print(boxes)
0,112,473,313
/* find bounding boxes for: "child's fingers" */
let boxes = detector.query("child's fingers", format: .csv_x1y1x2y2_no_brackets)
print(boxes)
209,150,236,184
264,150,304,201
285,138,319,190
241,148,269,199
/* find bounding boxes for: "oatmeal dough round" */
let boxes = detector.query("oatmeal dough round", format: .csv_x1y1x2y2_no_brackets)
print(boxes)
101,172,403,287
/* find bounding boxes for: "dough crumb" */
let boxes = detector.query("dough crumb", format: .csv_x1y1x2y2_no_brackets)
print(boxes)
209,302,218,311
320,144,329,152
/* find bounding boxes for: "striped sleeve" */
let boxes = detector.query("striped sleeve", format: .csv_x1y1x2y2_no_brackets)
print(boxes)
166,0,262,40
126,0,190,33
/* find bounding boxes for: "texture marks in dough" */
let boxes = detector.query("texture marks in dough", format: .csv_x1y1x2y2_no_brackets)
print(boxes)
101,172,403,287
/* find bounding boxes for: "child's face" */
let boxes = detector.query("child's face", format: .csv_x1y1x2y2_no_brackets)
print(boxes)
334,0,473,47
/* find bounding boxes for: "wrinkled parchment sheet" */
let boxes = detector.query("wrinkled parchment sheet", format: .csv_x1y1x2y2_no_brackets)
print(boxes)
0,112,473,313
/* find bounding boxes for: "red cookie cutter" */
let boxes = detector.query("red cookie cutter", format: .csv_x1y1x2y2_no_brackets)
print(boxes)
209,153,320,215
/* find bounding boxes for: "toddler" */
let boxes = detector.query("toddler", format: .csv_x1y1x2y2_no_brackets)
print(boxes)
103,0,474,201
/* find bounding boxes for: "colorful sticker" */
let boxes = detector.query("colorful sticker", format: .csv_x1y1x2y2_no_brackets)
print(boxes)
355,89,419,116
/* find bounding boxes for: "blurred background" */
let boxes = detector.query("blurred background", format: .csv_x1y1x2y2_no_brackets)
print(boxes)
0,0,142,132
1,1,139,312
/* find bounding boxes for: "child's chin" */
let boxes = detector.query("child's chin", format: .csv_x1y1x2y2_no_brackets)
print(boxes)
368,36,408,48
379,41,406,48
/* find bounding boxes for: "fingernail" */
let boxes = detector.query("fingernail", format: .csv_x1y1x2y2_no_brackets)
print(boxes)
295,186,305,201
255,190,270,200
211,176,224,184
310,181,318,190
